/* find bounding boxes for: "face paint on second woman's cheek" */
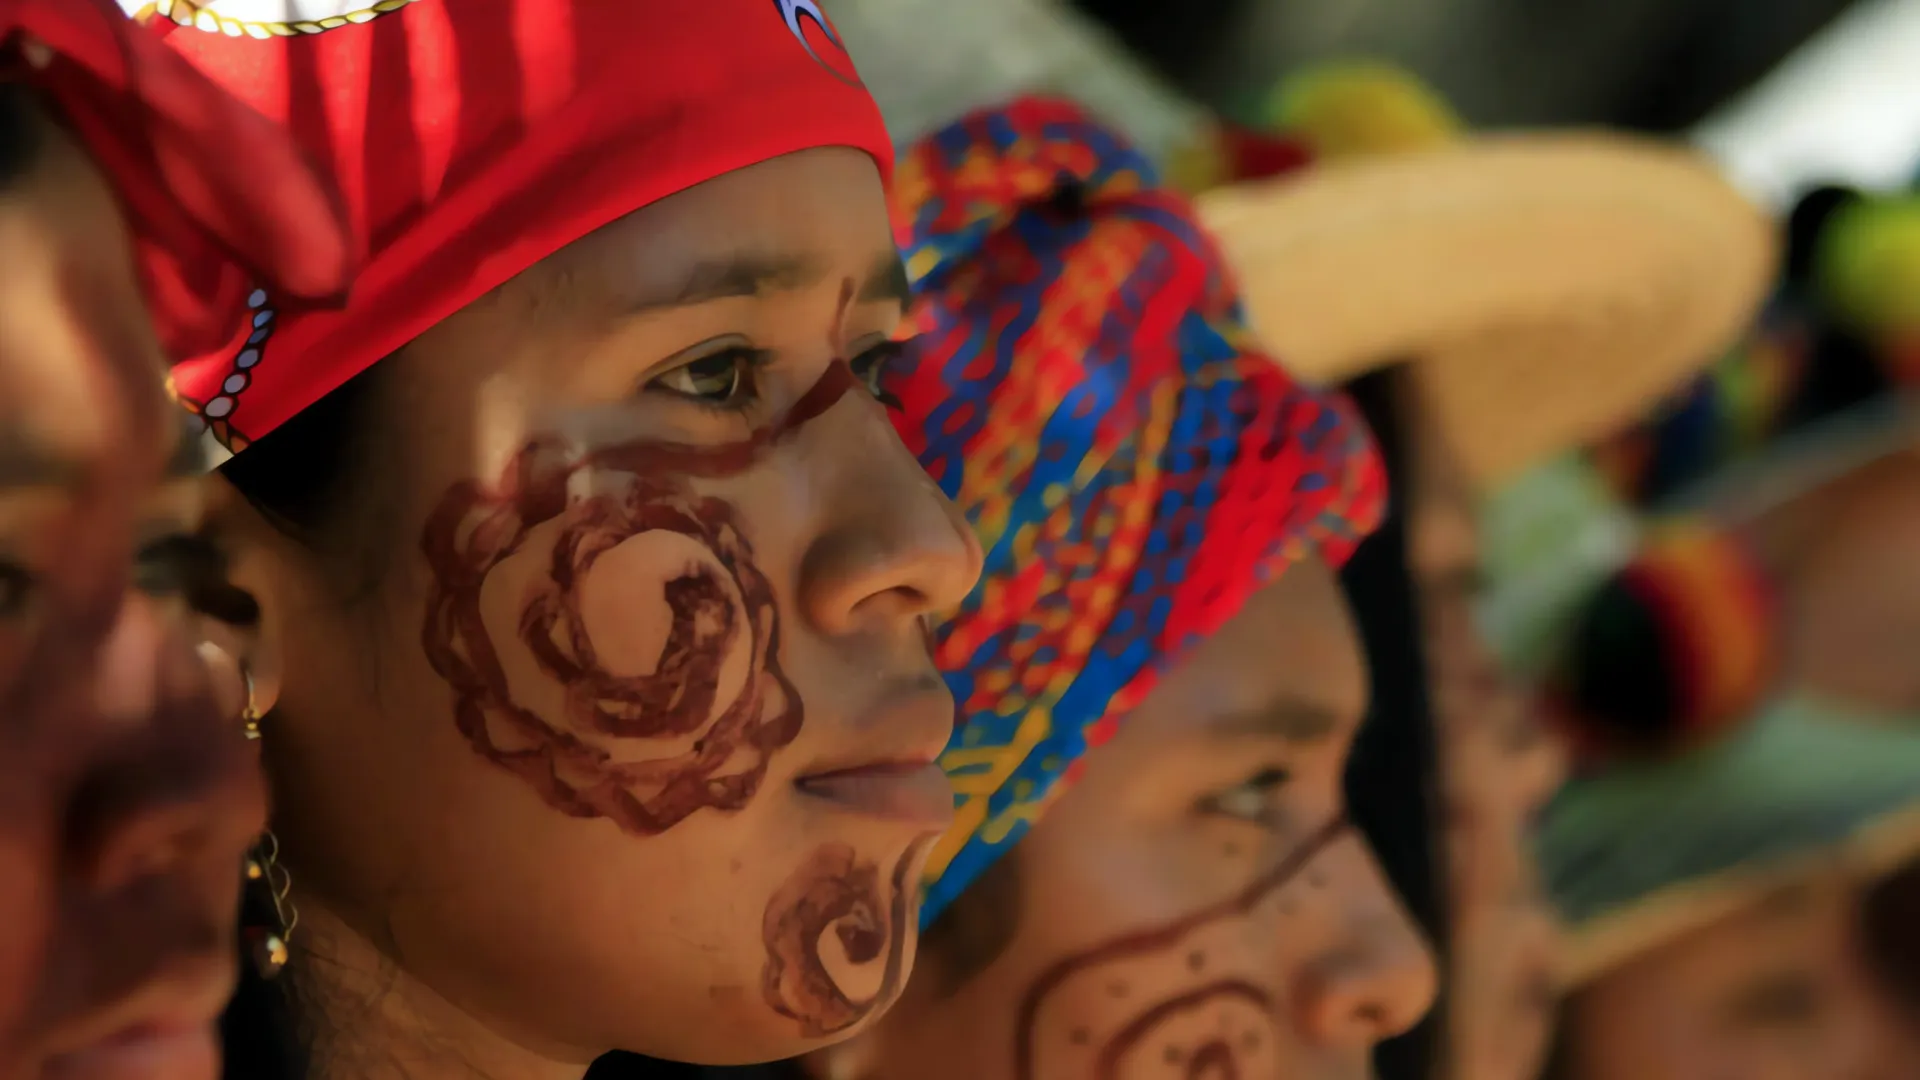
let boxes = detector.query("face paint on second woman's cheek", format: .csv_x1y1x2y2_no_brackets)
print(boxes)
1015,817,1350,1080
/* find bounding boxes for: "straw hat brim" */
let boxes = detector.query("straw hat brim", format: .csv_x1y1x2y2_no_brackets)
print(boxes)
1195,132,1779,487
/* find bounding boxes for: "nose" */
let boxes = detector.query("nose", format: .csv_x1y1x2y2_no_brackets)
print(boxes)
798,403,983,637
1293,834,1440,1049
74,592,267,893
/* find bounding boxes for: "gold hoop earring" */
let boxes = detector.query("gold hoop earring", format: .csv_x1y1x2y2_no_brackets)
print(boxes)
237,666,297,977
240,665,262,741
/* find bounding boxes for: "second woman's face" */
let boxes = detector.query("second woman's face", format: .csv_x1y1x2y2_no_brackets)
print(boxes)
216,148,983,1064
838,560,1437,1080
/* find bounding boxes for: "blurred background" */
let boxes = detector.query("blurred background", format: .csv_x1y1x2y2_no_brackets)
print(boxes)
1073,0,1920,204
819,3,1920,1079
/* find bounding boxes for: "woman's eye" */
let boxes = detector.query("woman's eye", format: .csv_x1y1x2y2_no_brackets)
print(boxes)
1199,765,1292,823
652,348,765,407
134,534,260,627
0,562,37,620
850,339,906,410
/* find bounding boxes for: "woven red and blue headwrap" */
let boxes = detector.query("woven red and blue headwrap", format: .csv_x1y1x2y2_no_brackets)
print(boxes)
886,98,1387,924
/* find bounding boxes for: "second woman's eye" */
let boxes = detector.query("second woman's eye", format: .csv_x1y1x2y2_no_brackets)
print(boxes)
651,347,768,408
1198,765,1293,825
850,339,907,410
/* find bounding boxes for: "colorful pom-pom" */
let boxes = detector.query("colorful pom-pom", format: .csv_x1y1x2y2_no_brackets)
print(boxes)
1264,60,1463,160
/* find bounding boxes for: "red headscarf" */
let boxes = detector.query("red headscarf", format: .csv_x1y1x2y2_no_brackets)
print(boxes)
140,0,891,455
2,0,353,360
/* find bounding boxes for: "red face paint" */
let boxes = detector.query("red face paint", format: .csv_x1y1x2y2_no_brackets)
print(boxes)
1014,817,1350,1080
417,360,866,835
760,835,931,1038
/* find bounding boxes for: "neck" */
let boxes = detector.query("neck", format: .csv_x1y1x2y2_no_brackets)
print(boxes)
285,902,585,1080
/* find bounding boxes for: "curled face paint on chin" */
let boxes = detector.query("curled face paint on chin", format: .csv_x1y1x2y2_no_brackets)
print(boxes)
1017,817,1350,1080
418,361,863,835
760,834,934,1038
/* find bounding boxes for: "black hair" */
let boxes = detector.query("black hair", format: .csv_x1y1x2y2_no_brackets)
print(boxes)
218,361,387,544
1862,856,1920,1017
1338,367,1448,1080
216,366,392,1080
214,359,405,610
0,80,45,188
1536,998,1582,1080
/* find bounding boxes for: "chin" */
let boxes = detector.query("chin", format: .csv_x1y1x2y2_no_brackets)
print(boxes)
750,833,934,1051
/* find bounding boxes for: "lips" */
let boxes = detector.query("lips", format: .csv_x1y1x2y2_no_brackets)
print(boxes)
40,1022,219,1080
34,959,234,1080
795,677,957,827
796,759,955,827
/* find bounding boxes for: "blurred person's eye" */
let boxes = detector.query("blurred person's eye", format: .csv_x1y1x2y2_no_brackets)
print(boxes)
1197,765,1292,826
133,534,259,628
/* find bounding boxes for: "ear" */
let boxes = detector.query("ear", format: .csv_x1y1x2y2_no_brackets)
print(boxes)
195,470,316,725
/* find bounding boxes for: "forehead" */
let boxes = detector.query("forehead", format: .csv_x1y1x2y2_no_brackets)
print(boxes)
1121,558,1368,743
0,103,168,490
520,146,896,312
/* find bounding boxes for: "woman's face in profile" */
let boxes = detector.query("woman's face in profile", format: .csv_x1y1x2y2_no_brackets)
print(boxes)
212,146,985,1066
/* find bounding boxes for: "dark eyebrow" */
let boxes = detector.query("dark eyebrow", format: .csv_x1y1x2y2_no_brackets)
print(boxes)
0,412,205,491
0,427,81,489
625,252,829,316
857,251,911,306
1205,700,1345,745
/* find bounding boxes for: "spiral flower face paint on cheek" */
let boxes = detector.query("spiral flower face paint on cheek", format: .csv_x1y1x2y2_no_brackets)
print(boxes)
1016,817,1350,1080
418,361,862,835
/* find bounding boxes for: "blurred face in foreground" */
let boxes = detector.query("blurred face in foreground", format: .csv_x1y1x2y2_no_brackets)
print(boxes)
0,84,266,1080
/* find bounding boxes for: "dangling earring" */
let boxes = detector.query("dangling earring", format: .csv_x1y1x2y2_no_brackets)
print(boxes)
239,667,297,978
240,665,263,741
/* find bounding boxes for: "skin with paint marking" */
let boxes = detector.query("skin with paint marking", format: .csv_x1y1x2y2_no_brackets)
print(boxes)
417,364,869,835
208,148,981,1073
760,837,933,1038
1397,372,1568,1080
0,96,267,1080
1017,818,1351,1079
821,559,1437,1080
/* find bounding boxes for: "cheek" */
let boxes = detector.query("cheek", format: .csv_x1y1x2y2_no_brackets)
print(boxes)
1016,822,1351,1079
0,832,50,1041
495,527,753,714
423,448,804,839
1039,976,1278,1077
